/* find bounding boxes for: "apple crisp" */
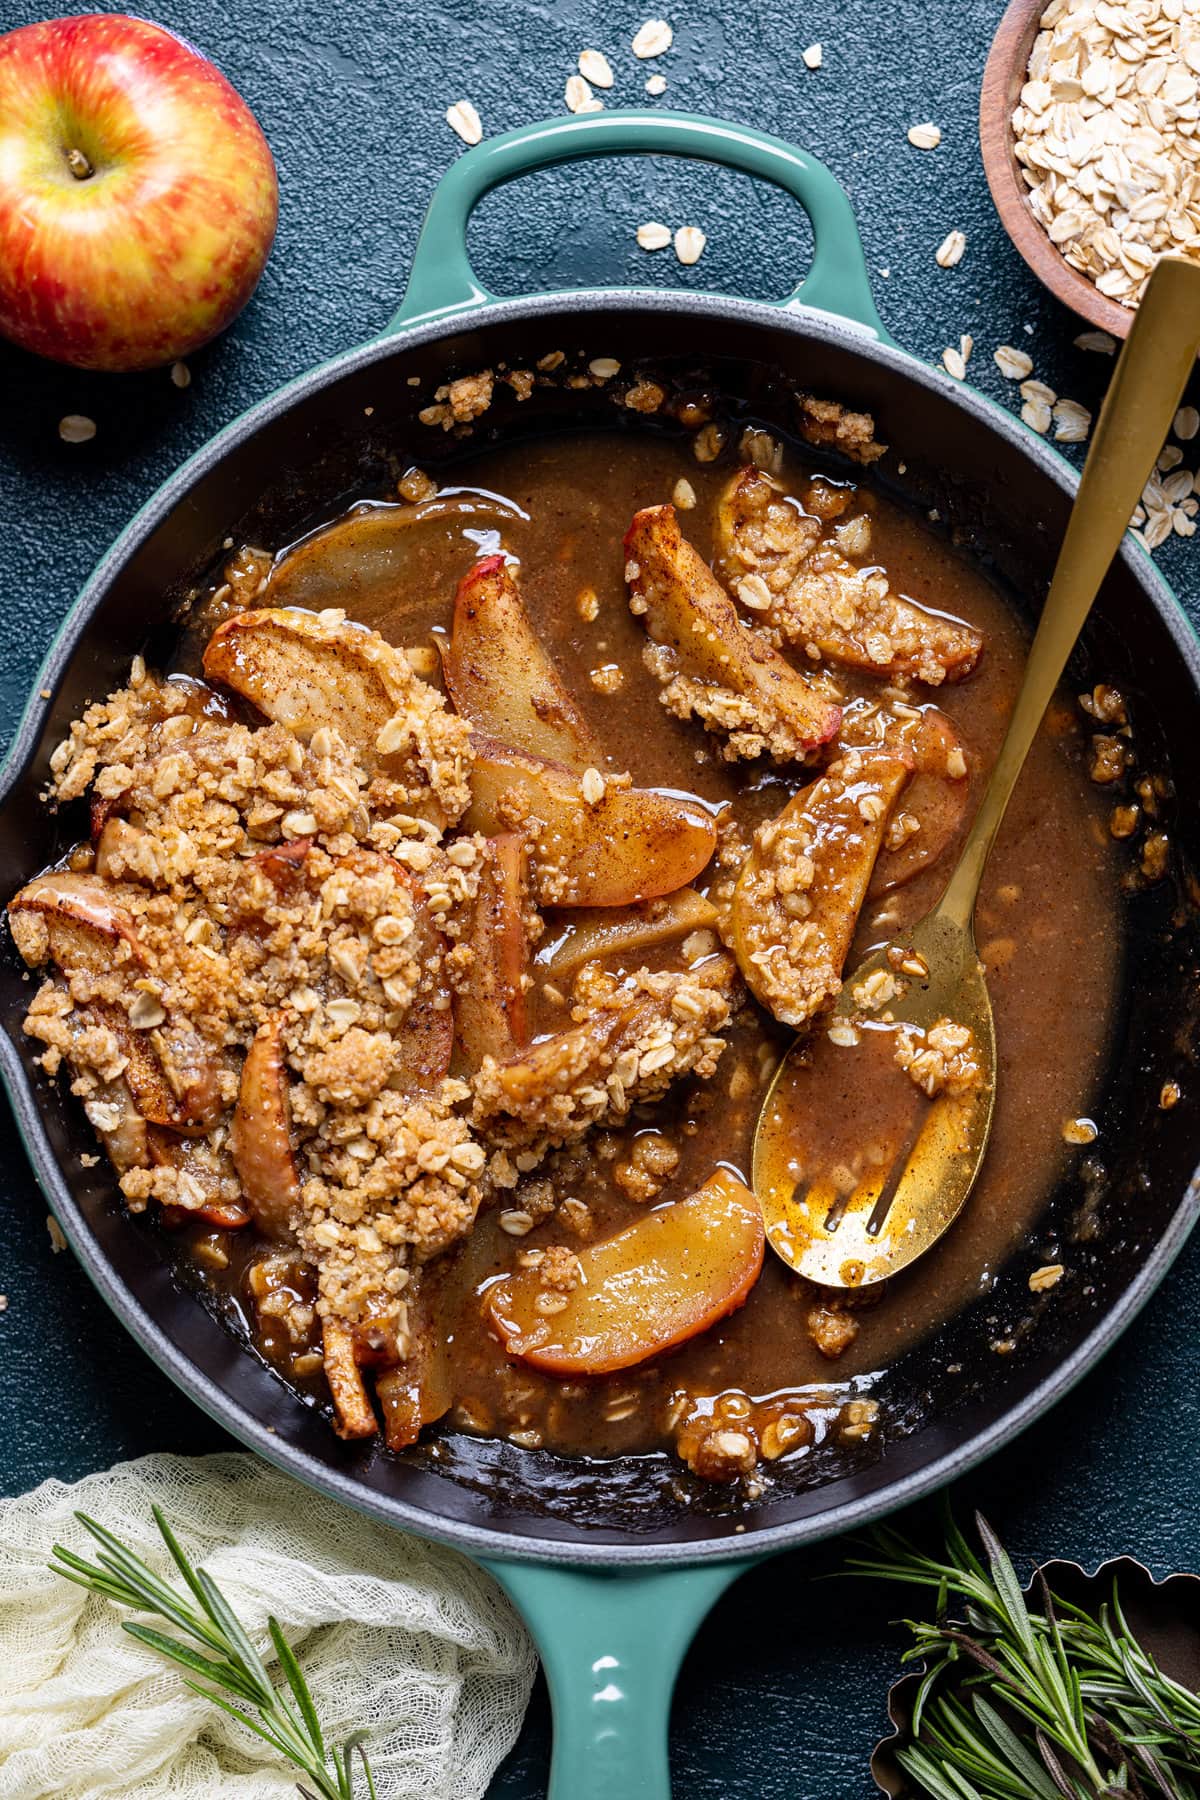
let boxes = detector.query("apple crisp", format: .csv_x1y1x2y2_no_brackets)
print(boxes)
6,418,1120,1492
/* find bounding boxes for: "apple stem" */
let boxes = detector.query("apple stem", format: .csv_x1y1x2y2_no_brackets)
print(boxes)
65,148,93,180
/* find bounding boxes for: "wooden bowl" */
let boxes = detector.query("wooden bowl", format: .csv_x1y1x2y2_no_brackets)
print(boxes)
980,0,1136,339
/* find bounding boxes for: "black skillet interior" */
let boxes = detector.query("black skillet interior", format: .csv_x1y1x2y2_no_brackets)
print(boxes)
4,297,1199,1557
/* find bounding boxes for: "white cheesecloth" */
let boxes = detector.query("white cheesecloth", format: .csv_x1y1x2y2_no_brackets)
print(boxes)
0,1451,536,1800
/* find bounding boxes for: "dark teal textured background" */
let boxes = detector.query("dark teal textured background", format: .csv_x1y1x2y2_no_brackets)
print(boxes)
1,2,1199,1793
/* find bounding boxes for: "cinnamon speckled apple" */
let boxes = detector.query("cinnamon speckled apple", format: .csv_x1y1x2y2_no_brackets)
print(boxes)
0,14,278,371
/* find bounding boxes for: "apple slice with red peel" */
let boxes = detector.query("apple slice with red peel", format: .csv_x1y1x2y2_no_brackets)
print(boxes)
455,833,531,1072
8,872,148,973
321,1317,379,1440
485,1170,764,1376
443,556,606,769
727,749,912,1028
466,736,717,908
202,608,470,827
624,504,842,761
203,607,414,766
230,1015,300,1240
9,874,222,1130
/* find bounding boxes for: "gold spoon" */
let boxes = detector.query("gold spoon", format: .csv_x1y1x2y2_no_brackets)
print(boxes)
752,254,1200,1291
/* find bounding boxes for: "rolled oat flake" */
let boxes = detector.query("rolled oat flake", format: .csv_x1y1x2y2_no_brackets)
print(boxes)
58,414,96,443
632,18,673,57
674,225,706,266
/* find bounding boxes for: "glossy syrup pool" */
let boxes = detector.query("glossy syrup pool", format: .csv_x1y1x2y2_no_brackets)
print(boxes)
173,429,1122,1474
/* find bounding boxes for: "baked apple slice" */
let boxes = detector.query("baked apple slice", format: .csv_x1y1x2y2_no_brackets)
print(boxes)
204,607,410,764
262,491,524,631
539,886,718,979
148,1129,251,1230
321,1317,379,1440
485,1169,764,1375
443,556,606,769
9,875,222,1130
714,466,982,685
229,1015,301,1240
867,708,970,894
466,737,717,907
624,504,842,761
375,1302,454,1452
472,958,738,1150
836,702,971,894
203,607,472,824
455,833,531,1071
8,872,148,974
727,749,911,1027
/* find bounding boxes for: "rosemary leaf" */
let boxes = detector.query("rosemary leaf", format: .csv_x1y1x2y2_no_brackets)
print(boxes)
972,1694,1063,1800
270,1617,327,1763
854,1514,1200,1800
47,1511,375,1800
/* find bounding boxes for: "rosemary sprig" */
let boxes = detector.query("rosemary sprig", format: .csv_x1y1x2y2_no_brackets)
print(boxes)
849,1510,1200,1800
49,1506,376,1800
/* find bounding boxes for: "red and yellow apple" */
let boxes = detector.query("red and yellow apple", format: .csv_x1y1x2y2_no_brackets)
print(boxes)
0,14,278,371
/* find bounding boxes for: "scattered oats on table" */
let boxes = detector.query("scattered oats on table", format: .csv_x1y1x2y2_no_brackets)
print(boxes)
907,122,941,149
637,220,672,251
645,73,667,95
941,345,967,380
632,18,672,57
578,48,614,87
58,415,96,444
674,225,706,266
565,74,595,113
1053,397,1092,443
445,99,483,145
994,344,1034,380
1075,330,1116,354
1175,405,1200,441
802,43,822,69
935,229,966,268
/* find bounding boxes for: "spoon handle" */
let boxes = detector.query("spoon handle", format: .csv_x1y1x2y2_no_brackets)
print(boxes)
936,254,1200,934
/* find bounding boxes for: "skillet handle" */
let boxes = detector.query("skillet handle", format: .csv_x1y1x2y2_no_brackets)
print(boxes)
484,1557,748,1798
387,111,890,340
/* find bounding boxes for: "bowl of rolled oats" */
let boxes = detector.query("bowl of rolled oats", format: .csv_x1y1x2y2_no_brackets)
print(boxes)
981,0,1200,337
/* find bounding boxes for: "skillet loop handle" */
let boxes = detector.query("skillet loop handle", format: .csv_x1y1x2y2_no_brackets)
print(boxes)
484,1558,747,1800
387,111,889,340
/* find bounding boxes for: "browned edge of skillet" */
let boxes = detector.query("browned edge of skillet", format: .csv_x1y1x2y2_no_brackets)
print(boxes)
980,0,1138,339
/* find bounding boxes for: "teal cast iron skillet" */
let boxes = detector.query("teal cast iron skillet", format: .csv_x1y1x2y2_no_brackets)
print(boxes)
3,113,1200,1796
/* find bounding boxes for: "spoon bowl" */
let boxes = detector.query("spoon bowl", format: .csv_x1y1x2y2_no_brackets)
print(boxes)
753,909,995,1287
